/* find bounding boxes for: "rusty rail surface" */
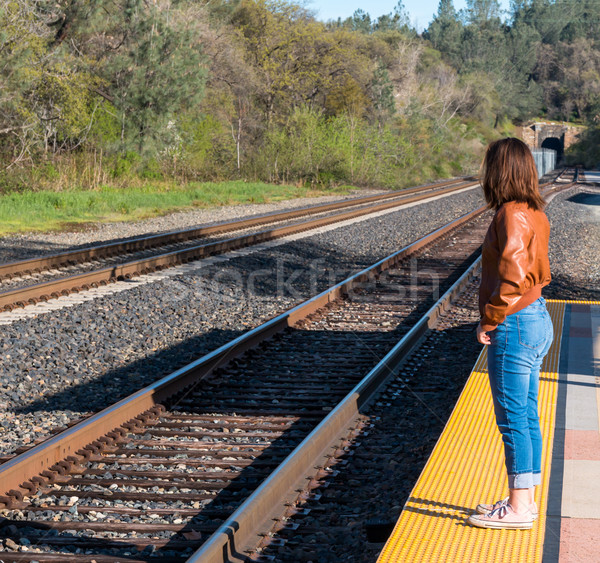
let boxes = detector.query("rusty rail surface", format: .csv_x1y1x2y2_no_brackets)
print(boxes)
0,180,478,311
0,167,571,313
188,176,578,563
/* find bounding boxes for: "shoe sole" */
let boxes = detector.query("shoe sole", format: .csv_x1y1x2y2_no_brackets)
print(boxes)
468,516,533,530
476,505,538,520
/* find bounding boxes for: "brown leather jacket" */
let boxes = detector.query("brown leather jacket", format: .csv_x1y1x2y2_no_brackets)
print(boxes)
479,201,551,331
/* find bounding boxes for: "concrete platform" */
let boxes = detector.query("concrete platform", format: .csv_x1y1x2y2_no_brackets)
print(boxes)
544,301,600,563
377,300,600,563
581,170,600,184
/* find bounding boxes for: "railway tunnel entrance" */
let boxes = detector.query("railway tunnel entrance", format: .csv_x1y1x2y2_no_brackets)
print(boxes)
541,136,563,161
519,121,584,168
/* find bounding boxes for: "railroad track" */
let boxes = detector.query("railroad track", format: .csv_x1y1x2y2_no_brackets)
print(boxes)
0,177,478,312
253,270,486,562
553,167,578,184
0,175,577,562
0,202,491,561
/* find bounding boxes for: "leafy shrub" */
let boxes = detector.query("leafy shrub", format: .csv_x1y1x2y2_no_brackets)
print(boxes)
565,126,598,168
112,151,141,178
140,158,163,180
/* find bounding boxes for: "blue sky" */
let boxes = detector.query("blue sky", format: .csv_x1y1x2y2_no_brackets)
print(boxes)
312,0,512,31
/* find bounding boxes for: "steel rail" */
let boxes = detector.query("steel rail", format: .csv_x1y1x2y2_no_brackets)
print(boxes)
0,181,478,311
0,177,476,280
0,167,570,312
189,258,483,563
0,205,484,503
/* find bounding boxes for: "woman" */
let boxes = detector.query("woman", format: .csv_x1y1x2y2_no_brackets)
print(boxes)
467,137,553,530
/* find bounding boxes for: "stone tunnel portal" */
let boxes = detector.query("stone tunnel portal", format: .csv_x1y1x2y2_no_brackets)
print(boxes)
541,136,563,161
519,122,584,166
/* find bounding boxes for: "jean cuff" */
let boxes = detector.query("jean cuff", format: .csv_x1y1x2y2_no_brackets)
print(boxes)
533,472,542,486
508,472,534,489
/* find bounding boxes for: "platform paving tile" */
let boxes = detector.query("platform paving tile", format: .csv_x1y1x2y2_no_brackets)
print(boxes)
561,460,600,519
564,429,600,460
553,301,600,563
564,376,599,432
559,518,600,563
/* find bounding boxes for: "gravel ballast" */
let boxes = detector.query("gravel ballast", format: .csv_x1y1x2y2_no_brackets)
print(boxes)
0,187,482,457
544,185,600,300
0,183,597,460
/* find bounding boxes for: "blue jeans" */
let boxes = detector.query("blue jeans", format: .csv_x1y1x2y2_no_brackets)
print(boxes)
487,297,553,489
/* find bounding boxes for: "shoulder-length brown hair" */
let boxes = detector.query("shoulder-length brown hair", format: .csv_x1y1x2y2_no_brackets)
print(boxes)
480,137,545,211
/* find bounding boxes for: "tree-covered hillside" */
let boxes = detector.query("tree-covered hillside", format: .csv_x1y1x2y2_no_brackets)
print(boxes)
1,0,599,192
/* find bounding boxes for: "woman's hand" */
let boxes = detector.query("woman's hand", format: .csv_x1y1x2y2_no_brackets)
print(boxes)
476,322,492,345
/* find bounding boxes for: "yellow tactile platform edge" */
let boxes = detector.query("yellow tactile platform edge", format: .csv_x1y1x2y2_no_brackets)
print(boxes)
377,300,567,563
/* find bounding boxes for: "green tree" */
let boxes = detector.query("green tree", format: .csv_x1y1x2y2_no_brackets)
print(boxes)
465,0,502,26
0,0,48,165
96,1,207,154
511,0,571,44
349,9,372,33
0,0,102,164
370,64,396,122
425,0,463,61
557,38,600,120
375,1,411,31
232,1,373,122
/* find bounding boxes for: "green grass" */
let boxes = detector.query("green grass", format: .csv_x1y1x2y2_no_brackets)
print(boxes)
0,181,357,235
